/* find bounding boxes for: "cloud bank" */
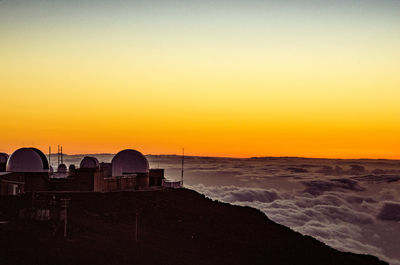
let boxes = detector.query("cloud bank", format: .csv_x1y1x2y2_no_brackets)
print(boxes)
61,155,400,264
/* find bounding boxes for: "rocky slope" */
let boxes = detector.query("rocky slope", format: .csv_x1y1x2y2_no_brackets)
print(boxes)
0,189,388,265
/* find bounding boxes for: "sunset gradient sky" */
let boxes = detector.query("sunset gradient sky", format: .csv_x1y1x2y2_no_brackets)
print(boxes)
1,0,400,158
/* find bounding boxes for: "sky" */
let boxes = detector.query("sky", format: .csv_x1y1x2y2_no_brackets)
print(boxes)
1,0,400,158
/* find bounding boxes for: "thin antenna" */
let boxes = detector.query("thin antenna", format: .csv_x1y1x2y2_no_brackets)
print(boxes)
57,145,60,167
61,146,63,164
48,146,51,169
181,148,184,186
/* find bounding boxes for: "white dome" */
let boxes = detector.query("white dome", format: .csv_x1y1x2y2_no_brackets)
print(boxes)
0,153,8,164
6,148,48,172
80,156,99,169
112,149,149,177
30,148,49,170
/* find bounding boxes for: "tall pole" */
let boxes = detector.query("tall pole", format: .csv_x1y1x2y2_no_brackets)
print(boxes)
48,146,51,170
135,211,138,242
64,202,67,237
181,148,184,186
61,198,70,238
61,146,63,164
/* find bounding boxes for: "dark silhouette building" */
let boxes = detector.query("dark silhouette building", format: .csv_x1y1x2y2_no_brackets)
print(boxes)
0,147,165,195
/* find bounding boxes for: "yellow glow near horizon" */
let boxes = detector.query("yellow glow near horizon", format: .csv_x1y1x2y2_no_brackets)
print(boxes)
1,1,400,158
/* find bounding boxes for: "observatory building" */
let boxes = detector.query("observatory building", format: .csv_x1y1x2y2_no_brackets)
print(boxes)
0,147,165,195
111,149,150,187
0,148,50,195
6,148,49,173
80,156,100,169
51,149,164,192
51,150,155,192
58,156,104,192
98,149,164,191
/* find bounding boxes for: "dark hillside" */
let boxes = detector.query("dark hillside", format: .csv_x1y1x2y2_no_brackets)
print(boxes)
0,189,388,265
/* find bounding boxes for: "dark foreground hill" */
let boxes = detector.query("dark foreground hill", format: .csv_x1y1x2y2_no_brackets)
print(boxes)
0,189,388,265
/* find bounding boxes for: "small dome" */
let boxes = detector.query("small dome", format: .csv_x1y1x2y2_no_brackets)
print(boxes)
6,148,48,172
69,164,76,172
58,163,67,173
0,153,8,164
112,149,149,177
80,156,99,169
69,164,76,176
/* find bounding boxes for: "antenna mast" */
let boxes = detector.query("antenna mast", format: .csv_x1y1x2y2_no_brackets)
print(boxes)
48,146,51,169
181,148,184,186
57,145,64,165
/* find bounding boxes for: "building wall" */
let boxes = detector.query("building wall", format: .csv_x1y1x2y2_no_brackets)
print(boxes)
162,180,182,189
48,168,162,193
100,162,112,178
103,176,137,192
71,169,95,191
0,173,25,196
0,172,48,195
135,173,149,189
93,171,104,192
49,178,73,191
49,169,102,192
24,173,49,192
120,176,136,190
103,178,118,192
149,169,164,186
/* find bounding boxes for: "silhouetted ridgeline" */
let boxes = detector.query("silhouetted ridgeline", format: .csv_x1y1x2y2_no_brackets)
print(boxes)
0,189,388,265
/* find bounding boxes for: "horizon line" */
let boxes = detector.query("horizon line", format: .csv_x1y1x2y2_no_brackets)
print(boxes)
46,152,400,161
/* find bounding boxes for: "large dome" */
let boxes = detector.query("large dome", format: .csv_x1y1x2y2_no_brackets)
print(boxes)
0,153,8,164
6,148,48,172
80,156,99,169
30,147,49,170
112,149,149,177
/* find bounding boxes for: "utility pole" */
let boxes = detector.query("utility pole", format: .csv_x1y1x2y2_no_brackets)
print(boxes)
181,148,184,186
49,194,57,236
135,211,138,242
61,198,71,238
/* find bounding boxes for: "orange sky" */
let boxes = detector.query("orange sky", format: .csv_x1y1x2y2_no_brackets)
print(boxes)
1,1,400,159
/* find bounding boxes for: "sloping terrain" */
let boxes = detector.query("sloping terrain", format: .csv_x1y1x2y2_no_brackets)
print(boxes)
0,189,388,265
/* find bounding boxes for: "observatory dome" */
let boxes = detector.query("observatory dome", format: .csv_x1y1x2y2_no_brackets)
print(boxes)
58,163,67,173
30,148,49,170
6,148,49,172
0,153,8,164
80,156,99,169
69,164,76,172
112,149,149,177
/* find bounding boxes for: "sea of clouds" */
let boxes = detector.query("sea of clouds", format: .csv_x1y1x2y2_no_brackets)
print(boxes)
56,154,400,265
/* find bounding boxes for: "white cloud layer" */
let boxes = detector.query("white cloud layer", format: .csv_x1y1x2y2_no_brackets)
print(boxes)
63,155,400,264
